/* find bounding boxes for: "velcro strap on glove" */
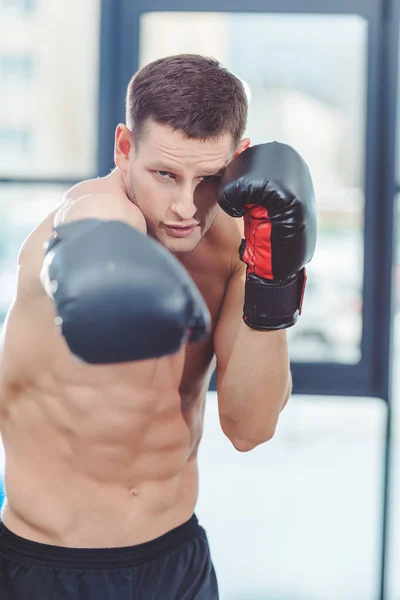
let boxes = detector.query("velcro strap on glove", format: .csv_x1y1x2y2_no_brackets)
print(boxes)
243,269,307,330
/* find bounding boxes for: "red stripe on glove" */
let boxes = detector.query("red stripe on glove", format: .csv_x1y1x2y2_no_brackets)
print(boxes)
242,205,273,280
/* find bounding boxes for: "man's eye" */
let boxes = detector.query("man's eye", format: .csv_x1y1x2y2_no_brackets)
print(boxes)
155,170,174,179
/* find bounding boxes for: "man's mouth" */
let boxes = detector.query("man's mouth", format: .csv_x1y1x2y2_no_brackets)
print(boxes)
164,224,199,238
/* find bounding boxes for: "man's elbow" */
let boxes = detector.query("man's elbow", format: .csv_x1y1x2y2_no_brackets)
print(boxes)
219,404,280,453
229,427,276,453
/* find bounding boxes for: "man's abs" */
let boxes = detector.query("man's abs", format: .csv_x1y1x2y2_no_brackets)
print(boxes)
1,352,208,547
0,299,212,548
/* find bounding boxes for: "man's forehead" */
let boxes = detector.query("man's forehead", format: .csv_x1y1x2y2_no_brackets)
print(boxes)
147,155,230,175
139,121,234,161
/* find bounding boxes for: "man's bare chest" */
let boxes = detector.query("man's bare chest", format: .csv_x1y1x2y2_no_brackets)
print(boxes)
177,255,230,394
178,248,230,326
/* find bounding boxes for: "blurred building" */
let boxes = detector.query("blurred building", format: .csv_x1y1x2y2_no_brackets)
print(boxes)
0,0,100,179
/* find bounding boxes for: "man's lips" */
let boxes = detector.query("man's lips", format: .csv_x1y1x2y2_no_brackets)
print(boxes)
164,224,199,238
164,223,199,229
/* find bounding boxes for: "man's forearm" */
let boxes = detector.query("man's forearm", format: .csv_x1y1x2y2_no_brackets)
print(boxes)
217,321,291,451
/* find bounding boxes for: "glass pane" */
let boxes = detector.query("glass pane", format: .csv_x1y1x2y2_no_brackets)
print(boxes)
0,183,69,324
140,12,367,364
0,0,101,178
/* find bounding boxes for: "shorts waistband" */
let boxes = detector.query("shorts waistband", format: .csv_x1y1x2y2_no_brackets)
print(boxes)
0,514,201,569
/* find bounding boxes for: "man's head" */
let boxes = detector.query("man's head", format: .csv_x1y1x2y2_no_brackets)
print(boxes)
115,54,249,253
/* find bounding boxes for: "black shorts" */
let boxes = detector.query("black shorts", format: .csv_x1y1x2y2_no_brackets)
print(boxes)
0,514,219,599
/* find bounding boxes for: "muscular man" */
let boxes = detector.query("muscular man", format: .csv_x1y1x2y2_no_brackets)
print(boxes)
0,54,316,599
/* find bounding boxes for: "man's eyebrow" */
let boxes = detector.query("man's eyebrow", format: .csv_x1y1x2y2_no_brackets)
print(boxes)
149,164,178,172
149,162,229,175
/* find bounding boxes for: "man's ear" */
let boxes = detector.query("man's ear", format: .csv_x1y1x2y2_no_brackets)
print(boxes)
114,124,133,172
233,137,251,159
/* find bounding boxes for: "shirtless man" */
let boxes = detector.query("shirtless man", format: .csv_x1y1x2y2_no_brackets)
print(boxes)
0,54,316,599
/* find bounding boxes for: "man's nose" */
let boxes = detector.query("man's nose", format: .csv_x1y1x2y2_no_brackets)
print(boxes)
170,190,197,221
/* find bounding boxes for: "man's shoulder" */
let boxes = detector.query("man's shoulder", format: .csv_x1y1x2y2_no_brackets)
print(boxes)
55,175,145,230
16,174,132,300
20,173,127,253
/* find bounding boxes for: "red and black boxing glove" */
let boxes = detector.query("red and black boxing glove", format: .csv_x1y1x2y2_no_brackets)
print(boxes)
218,142,317,330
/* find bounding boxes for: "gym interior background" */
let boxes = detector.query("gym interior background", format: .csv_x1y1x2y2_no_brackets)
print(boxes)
0,0,399,598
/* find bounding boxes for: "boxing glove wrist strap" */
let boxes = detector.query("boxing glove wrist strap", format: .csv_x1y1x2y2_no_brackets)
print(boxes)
243,269,307,330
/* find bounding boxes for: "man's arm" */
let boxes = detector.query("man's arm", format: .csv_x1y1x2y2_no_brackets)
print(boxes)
214,263,292,453
40,193,210,363
214,142,316,452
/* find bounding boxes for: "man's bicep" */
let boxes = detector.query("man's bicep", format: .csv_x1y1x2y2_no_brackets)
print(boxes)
54,194,147,234
214,264,246,377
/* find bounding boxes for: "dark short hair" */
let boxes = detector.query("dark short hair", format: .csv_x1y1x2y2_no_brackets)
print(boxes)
126,54,248,147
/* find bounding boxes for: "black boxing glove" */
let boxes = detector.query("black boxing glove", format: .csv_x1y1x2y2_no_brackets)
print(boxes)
41,219,211,363
218,142,317,330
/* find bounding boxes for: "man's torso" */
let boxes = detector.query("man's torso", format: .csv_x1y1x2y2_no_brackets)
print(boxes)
0,174,243,547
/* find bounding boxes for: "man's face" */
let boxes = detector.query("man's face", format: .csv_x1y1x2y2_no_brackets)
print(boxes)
125,121,234,253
